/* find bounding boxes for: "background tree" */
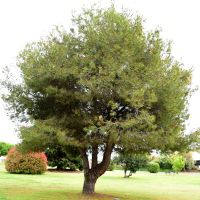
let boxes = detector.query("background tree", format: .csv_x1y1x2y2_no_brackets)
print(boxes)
0,142,14,156
45,145,83,171
115,153,147,177
2,6,197,194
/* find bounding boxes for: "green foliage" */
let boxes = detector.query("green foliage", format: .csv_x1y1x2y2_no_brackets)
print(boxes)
2,6,194,154
1,7,197,193
45,146,83,171
0,142,14,156
115,153,148,177
147,162,160,173
5,147,47,174
171,154,185,173
158,155,172,170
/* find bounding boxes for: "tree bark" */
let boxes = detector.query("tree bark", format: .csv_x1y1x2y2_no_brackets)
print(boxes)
79,142,114,195
82,172,97,194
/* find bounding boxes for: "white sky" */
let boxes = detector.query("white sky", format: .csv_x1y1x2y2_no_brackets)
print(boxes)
0,0,200,144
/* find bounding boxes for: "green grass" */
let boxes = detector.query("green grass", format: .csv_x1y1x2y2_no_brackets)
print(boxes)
0,163,200,200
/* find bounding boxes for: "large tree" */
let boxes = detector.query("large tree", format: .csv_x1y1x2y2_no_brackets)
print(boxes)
2,6,196,194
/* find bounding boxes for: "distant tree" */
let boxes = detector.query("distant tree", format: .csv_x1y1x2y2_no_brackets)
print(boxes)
45,145,83,171
2,6,197,194
116,153,147,177
0,142,14,156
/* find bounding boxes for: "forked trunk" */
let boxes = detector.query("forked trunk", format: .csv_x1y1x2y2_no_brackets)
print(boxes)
80,143,114,195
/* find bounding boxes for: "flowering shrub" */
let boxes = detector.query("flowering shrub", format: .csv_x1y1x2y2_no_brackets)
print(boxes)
5,147,47,174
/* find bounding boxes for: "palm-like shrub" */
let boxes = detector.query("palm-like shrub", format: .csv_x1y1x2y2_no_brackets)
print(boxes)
5,147,47,174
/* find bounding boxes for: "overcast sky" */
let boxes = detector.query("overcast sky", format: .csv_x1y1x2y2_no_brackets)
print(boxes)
0,0,200,144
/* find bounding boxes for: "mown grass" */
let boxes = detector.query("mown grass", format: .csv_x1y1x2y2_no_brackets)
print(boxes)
0,163,200,200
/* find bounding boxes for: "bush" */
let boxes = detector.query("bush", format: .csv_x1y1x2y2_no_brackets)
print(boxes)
184,152,195,171
5,147,47,174
171,155,185,173
158,155,172,170
147,162,160,173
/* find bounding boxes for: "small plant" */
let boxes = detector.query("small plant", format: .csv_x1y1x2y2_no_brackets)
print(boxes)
147,162,160,173
5,147,47,174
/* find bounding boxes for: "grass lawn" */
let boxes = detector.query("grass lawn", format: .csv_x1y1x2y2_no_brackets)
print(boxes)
0,163,200,200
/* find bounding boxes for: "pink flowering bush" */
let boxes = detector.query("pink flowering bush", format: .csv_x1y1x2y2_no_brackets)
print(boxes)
5,147,47,174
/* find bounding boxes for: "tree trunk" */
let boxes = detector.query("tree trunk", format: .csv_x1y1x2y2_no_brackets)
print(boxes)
79,142,114,195
82,173,97,194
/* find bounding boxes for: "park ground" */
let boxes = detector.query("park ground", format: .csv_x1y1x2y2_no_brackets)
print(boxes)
0,163,200,200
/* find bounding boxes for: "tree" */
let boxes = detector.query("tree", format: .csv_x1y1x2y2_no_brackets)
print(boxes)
2,6,196,194
0,142,14,156
115,153,147,177
45,145,83,171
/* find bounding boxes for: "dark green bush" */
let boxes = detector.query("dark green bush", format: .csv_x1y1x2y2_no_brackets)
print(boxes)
147,162,160,173
5,147,47,174
158,155,172,170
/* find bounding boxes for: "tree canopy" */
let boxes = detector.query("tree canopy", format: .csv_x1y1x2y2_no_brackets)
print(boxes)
2,6,196,194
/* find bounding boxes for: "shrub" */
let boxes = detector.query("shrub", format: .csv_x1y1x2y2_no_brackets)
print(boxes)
147,162,160,173
158,155,172,170
171,155,185,173
184,152,195,171
5,147,47,174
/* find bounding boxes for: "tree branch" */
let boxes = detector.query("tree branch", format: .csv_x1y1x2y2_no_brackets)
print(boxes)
79,148,89,172
97,142,114,177
92,145,98,168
